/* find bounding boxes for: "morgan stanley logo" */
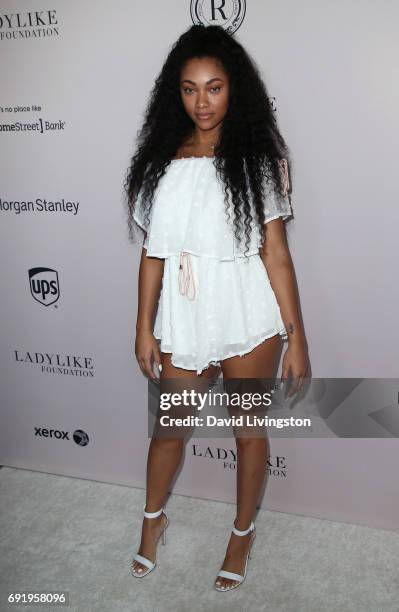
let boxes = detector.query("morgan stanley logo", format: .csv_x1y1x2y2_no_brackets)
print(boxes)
190,0,246,33
29,267,60,306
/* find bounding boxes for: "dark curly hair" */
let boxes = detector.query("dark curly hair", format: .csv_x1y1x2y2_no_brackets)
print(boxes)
123,24,292,255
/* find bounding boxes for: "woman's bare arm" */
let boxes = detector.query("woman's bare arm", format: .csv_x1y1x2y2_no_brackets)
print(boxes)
135,245,165,379
136,247,164,332
259,219,310,391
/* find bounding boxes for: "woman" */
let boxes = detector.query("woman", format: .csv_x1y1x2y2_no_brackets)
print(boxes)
124,24,310,592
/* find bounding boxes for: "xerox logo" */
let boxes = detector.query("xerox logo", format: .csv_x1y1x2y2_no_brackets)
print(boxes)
0,10,59,41
34,427,90,447
73,430,90,447
35,427,69,440
190,0,246,33
29,267,60,306
191,443,287,476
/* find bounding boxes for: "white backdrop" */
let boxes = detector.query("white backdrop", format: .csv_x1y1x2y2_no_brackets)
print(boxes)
1,0,398,531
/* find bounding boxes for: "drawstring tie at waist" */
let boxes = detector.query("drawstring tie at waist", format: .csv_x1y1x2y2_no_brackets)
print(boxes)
178,252,196,300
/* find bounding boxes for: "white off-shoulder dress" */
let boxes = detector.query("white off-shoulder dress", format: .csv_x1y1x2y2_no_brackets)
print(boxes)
133,156,293,375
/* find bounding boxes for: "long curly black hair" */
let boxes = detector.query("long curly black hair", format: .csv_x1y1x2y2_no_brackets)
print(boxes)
124,24,292,254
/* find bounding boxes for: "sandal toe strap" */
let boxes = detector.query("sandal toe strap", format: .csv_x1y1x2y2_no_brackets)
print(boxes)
217,569,243,582
133,553,155,571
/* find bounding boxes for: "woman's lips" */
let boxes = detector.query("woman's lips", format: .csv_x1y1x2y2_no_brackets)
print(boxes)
196,113,213,120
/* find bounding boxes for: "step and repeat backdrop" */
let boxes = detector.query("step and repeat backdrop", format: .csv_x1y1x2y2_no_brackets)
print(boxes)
1,1,398,531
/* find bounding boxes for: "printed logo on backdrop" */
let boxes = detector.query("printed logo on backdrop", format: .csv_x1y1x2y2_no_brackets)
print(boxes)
73,430,90,446
0,115,66,134
0,10,59,41
35,426,90,446
190,0,246,33
0,196,79,216
191,443,287,477
29,267,60,306
189,3,278,111
14,349,94,377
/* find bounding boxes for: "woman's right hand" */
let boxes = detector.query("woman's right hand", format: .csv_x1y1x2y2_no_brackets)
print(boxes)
135,329,162,380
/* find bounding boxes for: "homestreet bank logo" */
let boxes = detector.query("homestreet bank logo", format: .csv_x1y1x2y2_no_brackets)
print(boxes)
191,443,287,477
190,0,246,33
0,117,66,133
0,10,59,41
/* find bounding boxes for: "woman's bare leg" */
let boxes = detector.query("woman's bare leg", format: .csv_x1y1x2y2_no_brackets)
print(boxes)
215,333,282,589
132,352,220,574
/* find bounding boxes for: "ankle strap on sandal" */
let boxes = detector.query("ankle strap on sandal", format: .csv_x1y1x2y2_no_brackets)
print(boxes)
143,505,163,519
232,520,255,536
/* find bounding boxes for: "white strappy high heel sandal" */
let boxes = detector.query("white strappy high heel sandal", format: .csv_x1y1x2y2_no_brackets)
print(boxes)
131,505,169,578
214,520,256,591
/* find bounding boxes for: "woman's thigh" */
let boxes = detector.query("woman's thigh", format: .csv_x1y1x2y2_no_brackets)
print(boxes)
220,335,282,439
153,353,220,439
220,333,282,379
160,352,220,380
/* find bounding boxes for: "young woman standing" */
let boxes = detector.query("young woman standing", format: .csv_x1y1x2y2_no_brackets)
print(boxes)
124,24,310,592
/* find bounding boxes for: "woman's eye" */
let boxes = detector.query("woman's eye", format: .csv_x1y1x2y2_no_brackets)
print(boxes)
182,86,221,94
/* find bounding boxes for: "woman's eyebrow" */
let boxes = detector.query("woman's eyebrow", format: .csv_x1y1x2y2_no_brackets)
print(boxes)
180,77,224,85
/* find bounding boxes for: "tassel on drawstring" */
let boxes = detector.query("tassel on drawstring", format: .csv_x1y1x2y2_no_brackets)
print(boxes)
178,251,196,300
279,158,290,197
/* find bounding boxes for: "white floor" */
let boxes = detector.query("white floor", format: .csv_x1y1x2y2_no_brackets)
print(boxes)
1,465,398,612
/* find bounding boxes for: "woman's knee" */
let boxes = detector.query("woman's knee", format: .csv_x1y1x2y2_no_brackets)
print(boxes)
151,436,184,452
235,435,268,451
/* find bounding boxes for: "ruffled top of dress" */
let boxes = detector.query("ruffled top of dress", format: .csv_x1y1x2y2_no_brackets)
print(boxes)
133,156,292,261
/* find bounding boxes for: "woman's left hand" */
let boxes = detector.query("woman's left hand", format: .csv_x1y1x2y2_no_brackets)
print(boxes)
281,342,310,397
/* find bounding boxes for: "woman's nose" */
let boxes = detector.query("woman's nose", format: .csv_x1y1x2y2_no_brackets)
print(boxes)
196,90,208,107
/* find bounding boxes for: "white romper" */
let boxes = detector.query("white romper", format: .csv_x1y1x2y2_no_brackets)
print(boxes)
133,156,293,375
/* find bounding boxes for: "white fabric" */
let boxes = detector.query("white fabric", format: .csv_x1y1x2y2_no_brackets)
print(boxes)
133,156,292,375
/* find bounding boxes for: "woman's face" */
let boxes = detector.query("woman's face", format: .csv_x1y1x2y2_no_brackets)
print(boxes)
179,56,229,131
